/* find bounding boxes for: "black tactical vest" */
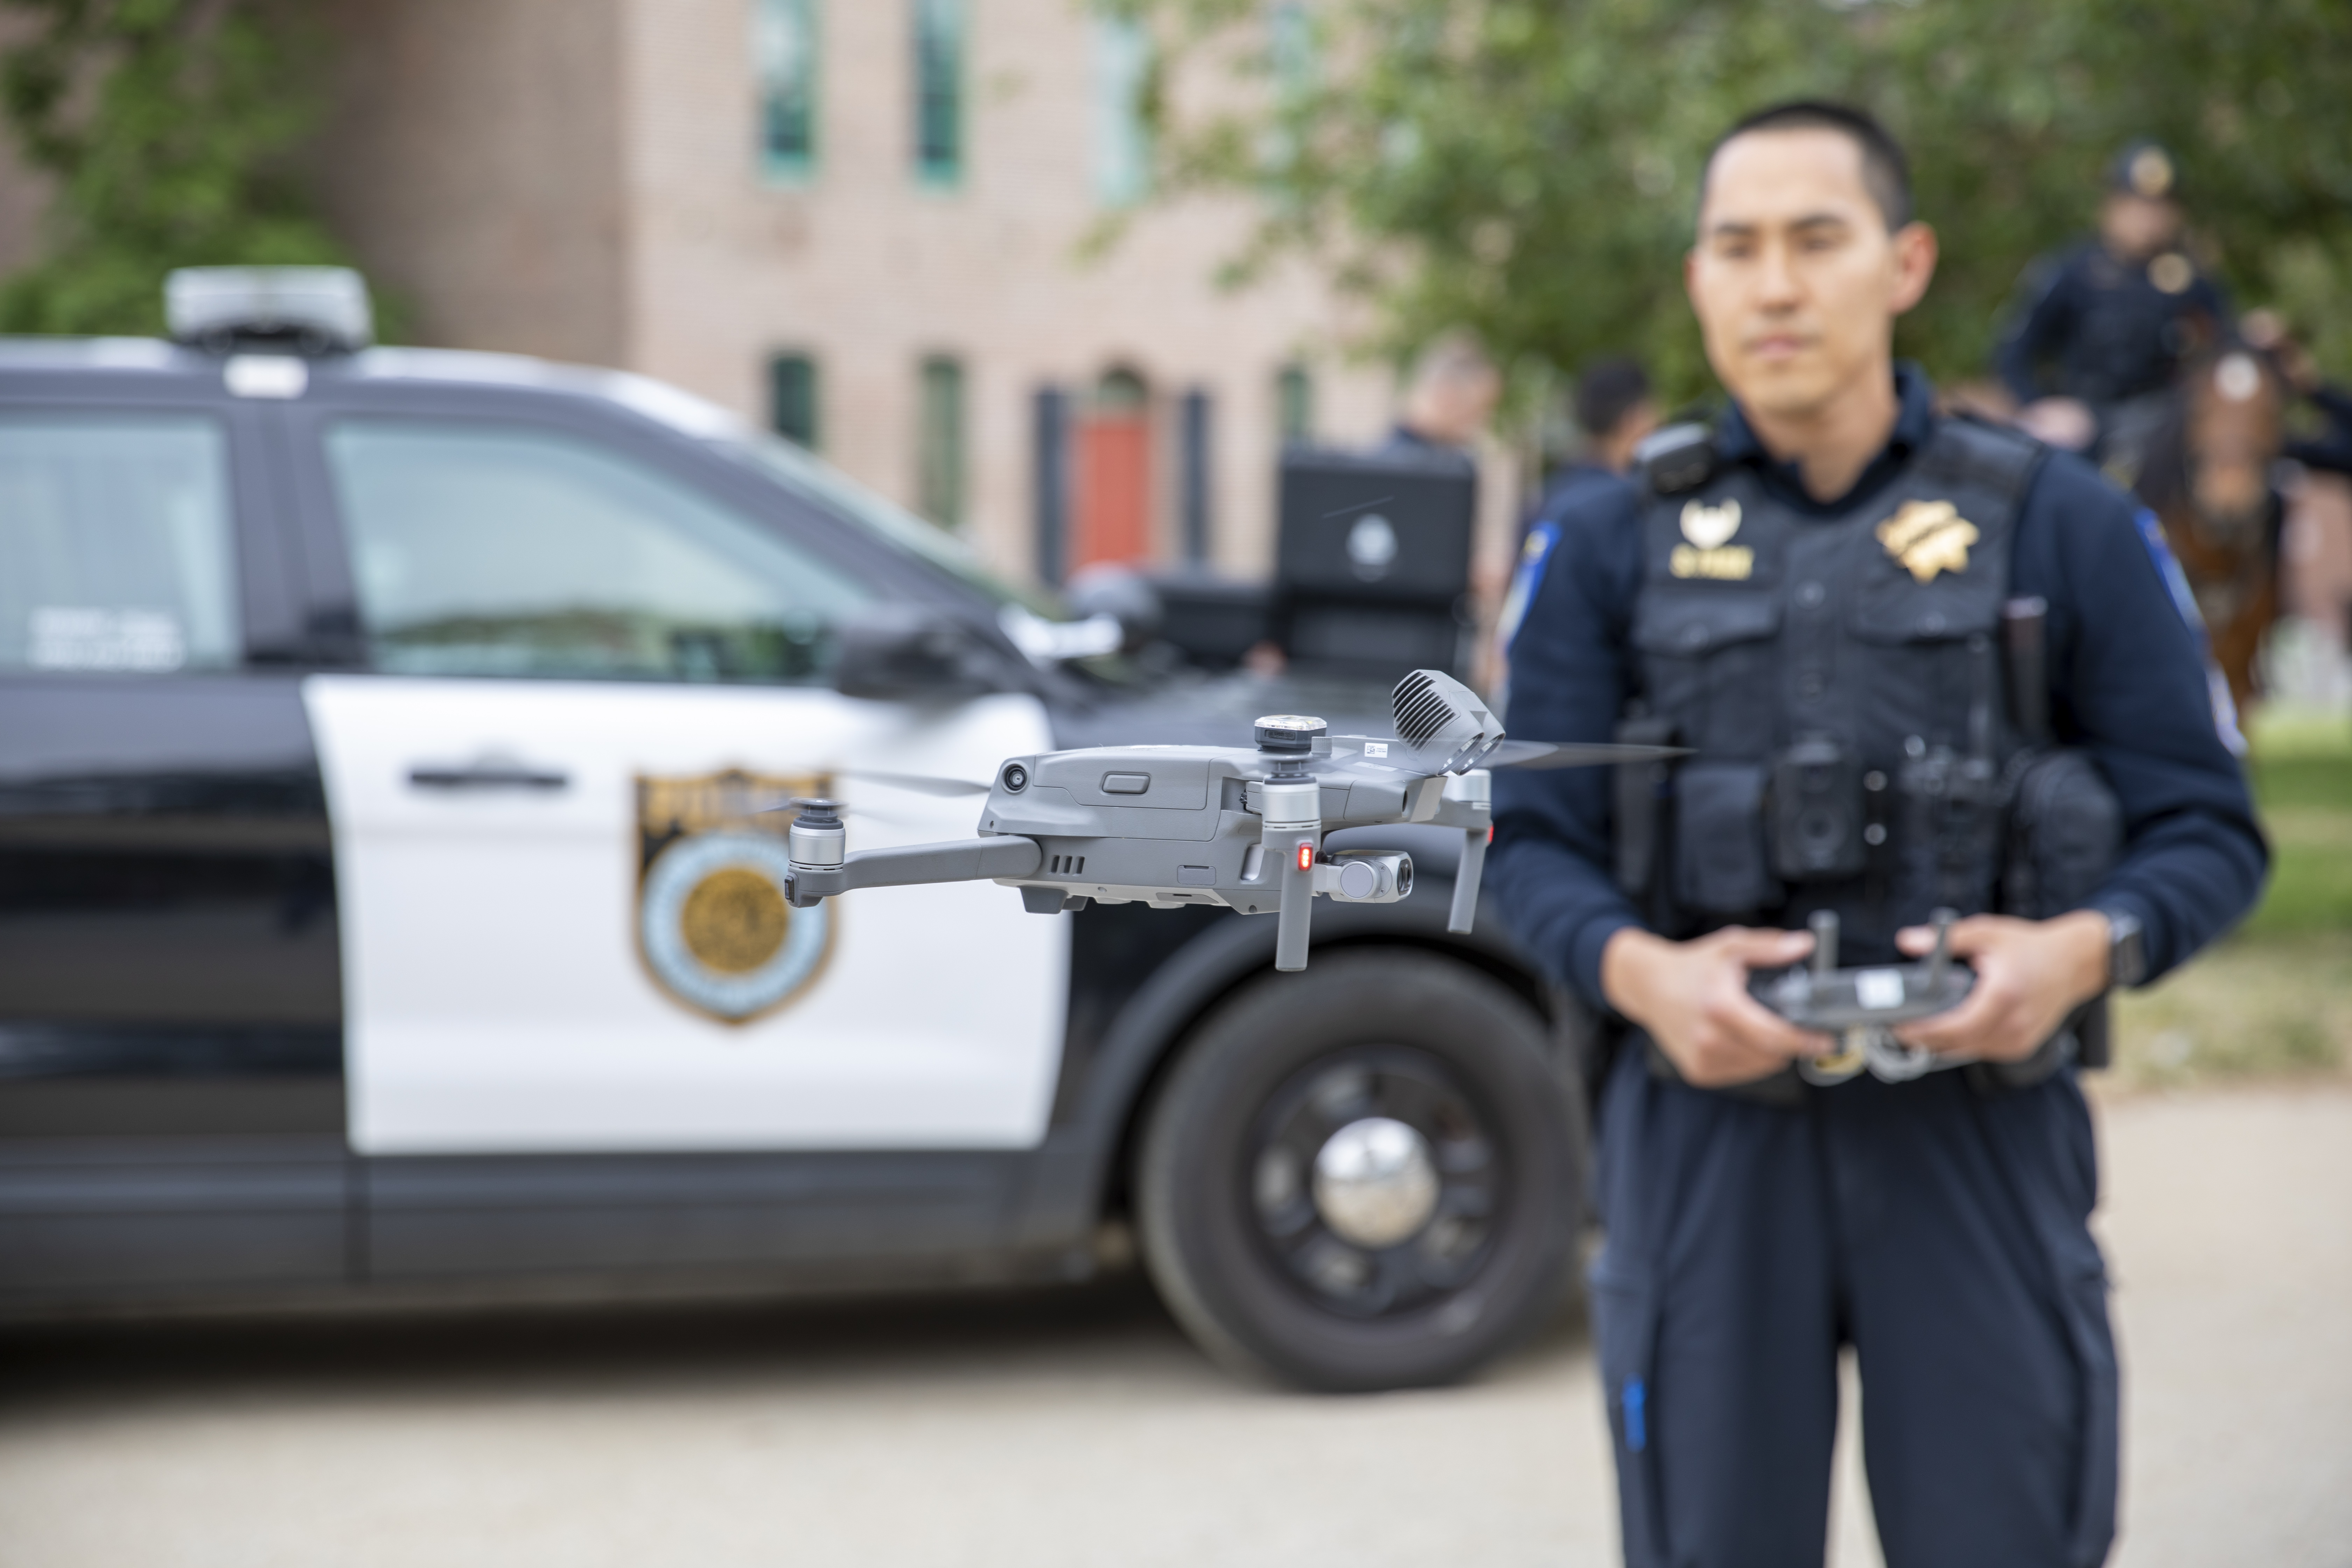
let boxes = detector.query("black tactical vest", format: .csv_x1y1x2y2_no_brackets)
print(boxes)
1623,418,2046,966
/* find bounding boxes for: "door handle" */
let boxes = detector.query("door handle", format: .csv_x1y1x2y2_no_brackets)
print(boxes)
406,761,570,791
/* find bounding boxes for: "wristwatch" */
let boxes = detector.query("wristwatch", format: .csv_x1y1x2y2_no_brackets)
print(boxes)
2101,910,2147,989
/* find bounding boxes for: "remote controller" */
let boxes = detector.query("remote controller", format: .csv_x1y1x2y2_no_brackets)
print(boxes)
1749,908,1973,1083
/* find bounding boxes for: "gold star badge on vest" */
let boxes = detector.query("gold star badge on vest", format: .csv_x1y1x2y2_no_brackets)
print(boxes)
1875,499,1980,584
1671,498,1755,580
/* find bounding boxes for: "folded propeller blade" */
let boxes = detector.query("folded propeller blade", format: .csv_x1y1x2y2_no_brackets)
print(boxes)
1484,739,1689,770
834,768,995,798
1337,735,1683,770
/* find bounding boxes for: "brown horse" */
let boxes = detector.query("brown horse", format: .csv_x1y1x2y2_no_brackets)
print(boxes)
2132,344,2288,715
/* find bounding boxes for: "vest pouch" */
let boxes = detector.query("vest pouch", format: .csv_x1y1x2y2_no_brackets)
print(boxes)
1614,714,1680,908
1768,736,1866,881
1630,588,1783,762
1893,744,2003,919
2002,748,2124,919
1672,761,1778,916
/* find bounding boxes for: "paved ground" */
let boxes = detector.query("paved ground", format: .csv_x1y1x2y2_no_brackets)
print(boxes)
1,1082,2346,1568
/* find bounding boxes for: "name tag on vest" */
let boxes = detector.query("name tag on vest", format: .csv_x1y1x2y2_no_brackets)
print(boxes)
1670,544,1756,580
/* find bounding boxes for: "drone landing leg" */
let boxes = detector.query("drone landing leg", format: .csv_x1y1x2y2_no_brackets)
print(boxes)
1447,828,1488,935
1275,842,1314,971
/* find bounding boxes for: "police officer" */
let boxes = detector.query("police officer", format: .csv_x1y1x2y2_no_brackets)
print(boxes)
1490,103,2267,1568
1997,140,2230,475
1378,330,1502,470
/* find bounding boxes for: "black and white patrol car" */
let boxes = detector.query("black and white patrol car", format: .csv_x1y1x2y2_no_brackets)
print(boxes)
0,268,1589,1390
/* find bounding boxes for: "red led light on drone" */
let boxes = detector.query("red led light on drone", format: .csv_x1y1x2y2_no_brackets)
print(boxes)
1296,843,1314,872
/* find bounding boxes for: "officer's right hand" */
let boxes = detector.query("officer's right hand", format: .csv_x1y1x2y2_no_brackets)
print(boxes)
1601,926,1830,1087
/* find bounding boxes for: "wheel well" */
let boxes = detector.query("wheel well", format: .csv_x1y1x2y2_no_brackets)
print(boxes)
1097,934,1562,1220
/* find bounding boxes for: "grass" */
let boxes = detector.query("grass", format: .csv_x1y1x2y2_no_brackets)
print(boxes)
2110,932,2352,1088
2106,707,2352,1087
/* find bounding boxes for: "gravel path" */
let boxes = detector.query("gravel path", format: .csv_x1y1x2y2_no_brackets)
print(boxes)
1,1082,2345,1567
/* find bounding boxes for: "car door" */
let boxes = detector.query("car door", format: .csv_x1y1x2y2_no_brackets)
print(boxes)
276,396,1066,1164
0,372,348,1305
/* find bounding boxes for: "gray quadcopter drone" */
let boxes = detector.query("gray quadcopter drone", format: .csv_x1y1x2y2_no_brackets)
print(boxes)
774,669,1676,971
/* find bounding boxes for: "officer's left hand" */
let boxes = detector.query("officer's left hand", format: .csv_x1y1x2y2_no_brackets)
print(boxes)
1889,910,2112,1063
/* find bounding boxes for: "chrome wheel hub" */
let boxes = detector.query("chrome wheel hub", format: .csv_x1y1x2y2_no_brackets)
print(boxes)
1311,1115,1440,1249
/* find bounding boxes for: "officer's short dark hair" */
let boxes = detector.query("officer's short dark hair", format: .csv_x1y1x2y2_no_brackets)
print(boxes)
1704,100,1914,231
1573,357,1651,439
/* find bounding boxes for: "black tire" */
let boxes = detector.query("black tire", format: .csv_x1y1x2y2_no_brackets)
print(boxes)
1135,947,1584,1392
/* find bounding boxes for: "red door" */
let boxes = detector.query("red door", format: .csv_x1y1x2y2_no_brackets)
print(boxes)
1074,370,1152,570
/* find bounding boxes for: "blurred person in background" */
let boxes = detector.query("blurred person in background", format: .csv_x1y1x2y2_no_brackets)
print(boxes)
1546,355,1662,513
1997,140,2231,477
1490,357,1660,685
1490,101,2266,1568
2246,309,2352,702
1256,332,1500,679
1379,330,1502,469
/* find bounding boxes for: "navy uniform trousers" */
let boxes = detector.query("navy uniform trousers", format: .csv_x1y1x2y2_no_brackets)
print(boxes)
1590,1043,2119,1568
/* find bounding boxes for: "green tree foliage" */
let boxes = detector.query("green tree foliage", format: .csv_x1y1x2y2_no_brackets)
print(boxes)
0,0,352,336
1135,0,2352,404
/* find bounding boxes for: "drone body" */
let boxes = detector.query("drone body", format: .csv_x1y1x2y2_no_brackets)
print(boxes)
779,670,1673,971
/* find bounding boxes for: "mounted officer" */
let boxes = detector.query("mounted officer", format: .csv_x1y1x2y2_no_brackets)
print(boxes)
1490,103,2266,1568
1998,140,2231,481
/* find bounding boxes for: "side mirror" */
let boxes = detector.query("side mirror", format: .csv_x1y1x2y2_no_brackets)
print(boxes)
1063,564,1165,654
831,604,999,701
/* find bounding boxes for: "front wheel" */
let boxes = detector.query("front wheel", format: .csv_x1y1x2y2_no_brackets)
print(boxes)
1135,948,1584,1391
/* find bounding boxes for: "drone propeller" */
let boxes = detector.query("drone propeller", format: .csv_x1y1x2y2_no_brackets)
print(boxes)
834,767,994,798
1335,735,1685,771
1485,738,1688,770
751,793,925,827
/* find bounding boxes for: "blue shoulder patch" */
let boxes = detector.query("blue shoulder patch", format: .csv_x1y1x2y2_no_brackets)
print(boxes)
1495,522,1558,654
2134,508,2206,637
2135,508,2247,755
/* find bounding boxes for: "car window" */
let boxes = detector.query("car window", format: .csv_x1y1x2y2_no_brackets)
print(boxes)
0,413,241,673
324,420,875,682
725,430,1071,620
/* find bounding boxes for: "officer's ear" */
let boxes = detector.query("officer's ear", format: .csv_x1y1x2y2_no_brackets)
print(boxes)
1889,220,1938,316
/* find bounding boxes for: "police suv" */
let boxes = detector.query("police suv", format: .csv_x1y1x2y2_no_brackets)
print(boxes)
0,270,1587,1390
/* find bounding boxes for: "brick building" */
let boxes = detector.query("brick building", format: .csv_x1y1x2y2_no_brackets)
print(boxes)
316,0,1526,590
0,1,1524,592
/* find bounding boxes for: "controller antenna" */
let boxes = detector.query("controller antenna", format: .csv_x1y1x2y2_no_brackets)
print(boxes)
1925,907,1956,989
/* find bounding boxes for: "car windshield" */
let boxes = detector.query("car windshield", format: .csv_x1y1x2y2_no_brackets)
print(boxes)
722,431,1074,623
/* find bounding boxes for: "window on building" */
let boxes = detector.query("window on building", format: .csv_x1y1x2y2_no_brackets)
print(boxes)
1277,364,1314,444
1093,13,1152,207
324,421,873,682
756,0,819,181
770,354,820,450
912,0,964,186
1270,2,1314,95
917,357,967,529
0,413,240,672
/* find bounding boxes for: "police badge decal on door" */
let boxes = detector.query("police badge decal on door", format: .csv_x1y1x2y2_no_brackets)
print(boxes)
637,771,834,1022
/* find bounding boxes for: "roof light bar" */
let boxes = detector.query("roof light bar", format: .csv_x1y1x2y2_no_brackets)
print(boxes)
166,267,374,356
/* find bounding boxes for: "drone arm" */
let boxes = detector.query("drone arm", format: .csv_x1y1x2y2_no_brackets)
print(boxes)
788,835,1041,904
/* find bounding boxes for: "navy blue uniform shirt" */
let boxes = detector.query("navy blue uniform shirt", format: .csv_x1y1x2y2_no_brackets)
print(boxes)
1489,366,2269,1011
1997,240,2230,409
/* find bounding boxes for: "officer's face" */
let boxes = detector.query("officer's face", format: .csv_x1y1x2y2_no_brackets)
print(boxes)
1687,129,1937,423
2099,192,2182,260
